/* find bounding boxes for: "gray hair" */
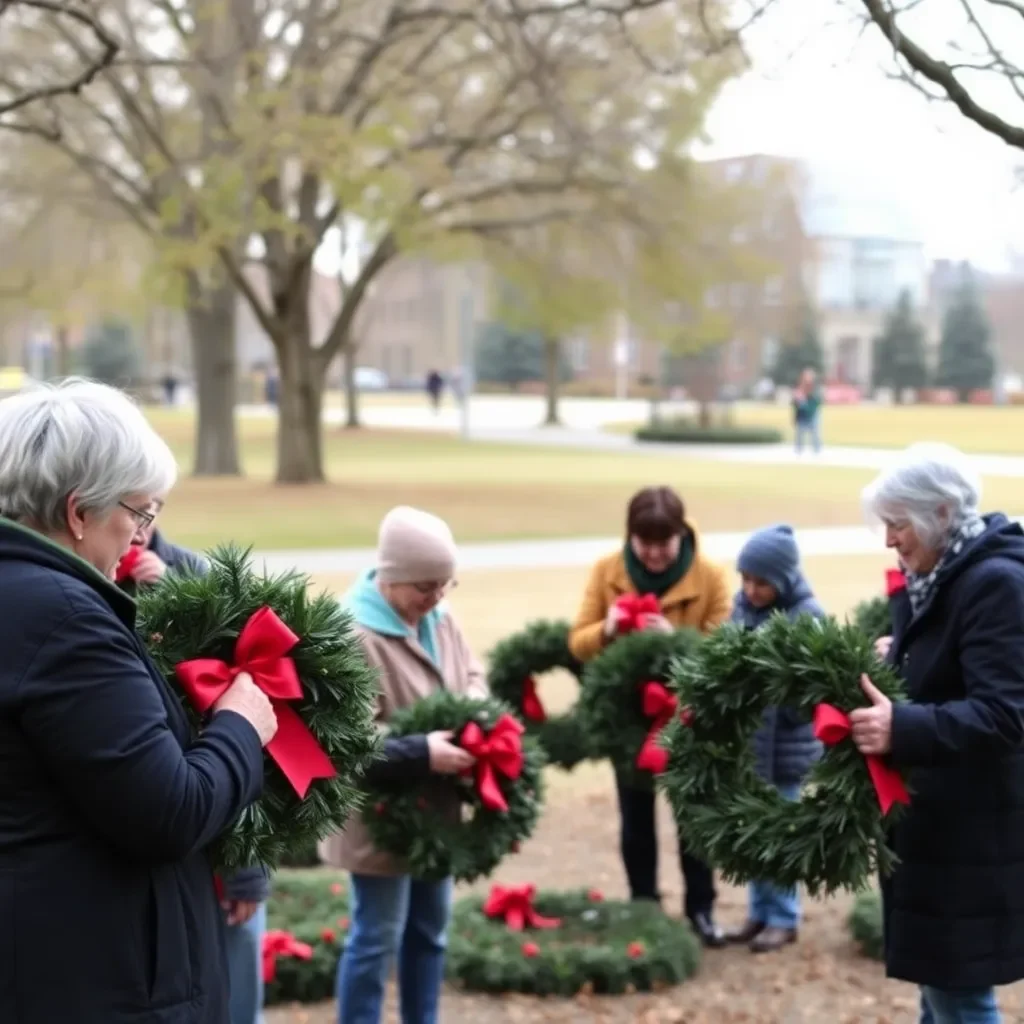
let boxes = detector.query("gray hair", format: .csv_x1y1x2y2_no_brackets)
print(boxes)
861,442,982,550
0,378,177,531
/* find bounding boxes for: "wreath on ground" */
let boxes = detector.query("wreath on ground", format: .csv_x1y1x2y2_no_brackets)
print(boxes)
447,886,701,996
264,870,351,1006
362,691,546,882
848,889,884,961
138,544,380,870
660,613,910,896
576,628,702,788
487,619,590,770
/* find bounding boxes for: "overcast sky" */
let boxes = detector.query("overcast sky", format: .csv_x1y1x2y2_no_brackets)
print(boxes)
699,0,1024,269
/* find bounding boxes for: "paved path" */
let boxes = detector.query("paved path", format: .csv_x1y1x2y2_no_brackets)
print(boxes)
254,523,896,576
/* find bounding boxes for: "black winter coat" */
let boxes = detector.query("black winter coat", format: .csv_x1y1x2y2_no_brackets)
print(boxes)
883,513,1024,989
0,521,264,1023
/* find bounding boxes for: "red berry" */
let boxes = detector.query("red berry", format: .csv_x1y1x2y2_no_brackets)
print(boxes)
374,801,386,815
510,841,521,853
627,941,645,958
330,882,343,895
521,941,540,958
587,888,604,902
321,928,336,943
680,707,694,727
337,916,350,929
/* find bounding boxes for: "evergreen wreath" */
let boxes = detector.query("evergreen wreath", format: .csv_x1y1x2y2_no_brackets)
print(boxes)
850,568,904,644
447,887,701,996
264,870,352,1006
661,614,909,896
362,691,546,882
137,544,380,871
486,619,590,770
576,628,702,788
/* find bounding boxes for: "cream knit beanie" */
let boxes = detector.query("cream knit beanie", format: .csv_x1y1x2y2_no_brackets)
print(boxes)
376,506,458,584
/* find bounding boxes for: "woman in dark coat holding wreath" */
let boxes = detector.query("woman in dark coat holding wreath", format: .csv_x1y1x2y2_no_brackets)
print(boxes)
854,443,1024,1024
569,485,732,947
0,380,277,1024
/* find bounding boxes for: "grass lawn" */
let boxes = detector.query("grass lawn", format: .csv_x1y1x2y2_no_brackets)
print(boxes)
150,412,1024,551
618,401,1024,454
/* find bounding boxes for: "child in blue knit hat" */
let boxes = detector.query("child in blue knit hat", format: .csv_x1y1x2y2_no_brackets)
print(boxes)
724,523,824,954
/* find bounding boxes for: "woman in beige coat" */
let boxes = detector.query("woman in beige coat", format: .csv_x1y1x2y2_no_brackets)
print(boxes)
320,506,486,1024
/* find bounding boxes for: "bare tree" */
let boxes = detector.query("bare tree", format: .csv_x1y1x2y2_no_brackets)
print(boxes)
3,0,749,483
856,0,1024,149
0,0,117,123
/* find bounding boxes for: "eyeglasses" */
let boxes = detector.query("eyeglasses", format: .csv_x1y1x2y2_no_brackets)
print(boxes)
411,579,458,596
119,501,156,529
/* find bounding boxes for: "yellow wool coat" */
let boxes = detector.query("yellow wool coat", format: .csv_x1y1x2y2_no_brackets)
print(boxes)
568,524,732,662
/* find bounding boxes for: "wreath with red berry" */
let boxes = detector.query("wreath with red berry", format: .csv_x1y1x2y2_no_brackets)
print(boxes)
362,691,546,882
486,620,591,770
446,887,701,996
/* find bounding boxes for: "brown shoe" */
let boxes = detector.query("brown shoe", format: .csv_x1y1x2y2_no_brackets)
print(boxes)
725,919,765,944
749,925,798,953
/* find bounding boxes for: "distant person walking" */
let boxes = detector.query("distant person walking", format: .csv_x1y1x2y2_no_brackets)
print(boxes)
792,368,823,454
426,370,444,413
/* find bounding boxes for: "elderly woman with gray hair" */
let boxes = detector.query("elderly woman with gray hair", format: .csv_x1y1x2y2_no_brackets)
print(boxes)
0,380,278,1024
851,442,1024,1024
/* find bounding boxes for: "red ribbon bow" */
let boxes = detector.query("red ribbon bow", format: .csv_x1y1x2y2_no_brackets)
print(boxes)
175,606,336,799
885,568,907,597
483,883,561,930
521,676,546,723
636,682,678,774
115,545,143,583
813,703,910,815
460,713,524,812
261,930,313,983
615,593,660,634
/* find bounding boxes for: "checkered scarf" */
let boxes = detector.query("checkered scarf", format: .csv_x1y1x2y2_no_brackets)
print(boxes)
904,514,985,615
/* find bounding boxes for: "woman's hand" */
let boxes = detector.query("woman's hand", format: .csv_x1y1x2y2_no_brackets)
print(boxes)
642,613,674,634
849,674,893,755
874,635,894,660
427,730,476,774
603,604,627,638
213,670,278,746
222,900,261,926
129,550,168,585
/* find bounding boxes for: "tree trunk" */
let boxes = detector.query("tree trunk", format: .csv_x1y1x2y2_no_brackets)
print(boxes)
343,340,361,429
55,324,71,377
185,275,241,476
275,315,326,483
543,336,561,426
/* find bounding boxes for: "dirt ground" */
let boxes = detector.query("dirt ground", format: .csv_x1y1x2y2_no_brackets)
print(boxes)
265,762,1024,1024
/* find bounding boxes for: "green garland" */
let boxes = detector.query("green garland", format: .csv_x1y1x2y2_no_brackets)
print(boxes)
137,544,380,870
486,619,591,770
576,628,702,787
661,614,908,896
447,888,701,996
850,595,892,644
362,691,546,882
264,870,351,1006
848,889,884,961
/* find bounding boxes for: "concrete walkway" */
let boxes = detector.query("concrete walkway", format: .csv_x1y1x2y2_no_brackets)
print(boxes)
254,523,896,576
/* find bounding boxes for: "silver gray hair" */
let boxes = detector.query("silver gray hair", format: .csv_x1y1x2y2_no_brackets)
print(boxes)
0,378,177,531
861,442,982,550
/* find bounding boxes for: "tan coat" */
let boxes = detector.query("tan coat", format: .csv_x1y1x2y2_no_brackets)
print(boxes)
568,522,733,662
319,610,487,876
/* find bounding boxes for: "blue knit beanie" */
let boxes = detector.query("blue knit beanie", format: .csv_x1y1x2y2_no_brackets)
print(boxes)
737,524,801,596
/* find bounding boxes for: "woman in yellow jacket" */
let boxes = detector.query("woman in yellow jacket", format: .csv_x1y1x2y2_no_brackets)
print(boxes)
569,485,732,947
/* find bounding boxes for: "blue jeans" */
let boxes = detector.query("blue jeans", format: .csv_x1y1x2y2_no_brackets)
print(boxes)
795,419,821,453
920,986,1000,1023
225,903,266,1024
337,873,452,1024
748,782,801,929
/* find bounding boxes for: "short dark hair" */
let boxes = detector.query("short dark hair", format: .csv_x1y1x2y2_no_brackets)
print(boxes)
626,486,685,543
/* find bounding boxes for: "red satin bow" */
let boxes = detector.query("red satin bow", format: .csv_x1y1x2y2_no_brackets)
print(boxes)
261,930,313,983
885,568,907,597
813,703,910,815
460,713,524,812
521,676,546,723
116,545,142,583
615,593,660,634
175,606,336,799
483,883,561,931
636,682,677,774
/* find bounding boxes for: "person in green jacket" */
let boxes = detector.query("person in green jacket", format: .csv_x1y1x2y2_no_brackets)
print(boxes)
792,368,823,454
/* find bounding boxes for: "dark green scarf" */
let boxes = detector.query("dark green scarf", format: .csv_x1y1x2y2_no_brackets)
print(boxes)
624,533,694,597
